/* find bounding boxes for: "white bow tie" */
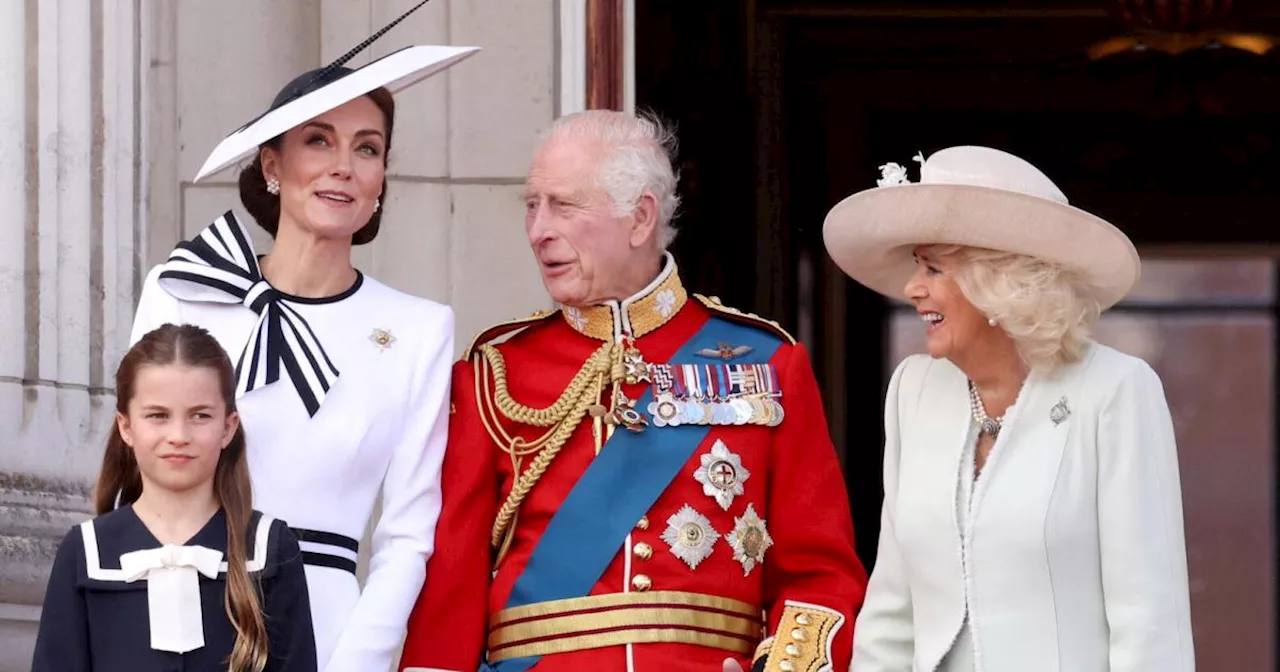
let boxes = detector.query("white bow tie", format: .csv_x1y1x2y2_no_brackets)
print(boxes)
119,544,225,654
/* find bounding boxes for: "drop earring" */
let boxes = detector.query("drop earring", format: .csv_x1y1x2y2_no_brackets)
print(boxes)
266,176,280,195
374,197,381,212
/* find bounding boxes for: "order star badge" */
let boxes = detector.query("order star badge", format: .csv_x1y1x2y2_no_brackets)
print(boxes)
660,504,720,570
368,327,396,352
726,503,773,577
694,439,750,510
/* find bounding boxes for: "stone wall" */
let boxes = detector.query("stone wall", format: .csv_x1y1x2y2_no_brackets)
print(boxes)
1,0,564,668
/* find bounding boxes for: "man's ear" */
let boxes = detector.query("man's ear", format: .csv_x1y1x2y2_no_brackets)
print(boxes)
629,192,660,248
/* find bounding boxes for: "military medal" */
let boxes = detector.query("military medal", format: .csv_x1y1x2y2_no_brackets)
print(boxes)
622,343,650,385
694,440,750,510
611,392,648,432
647,393,683,427
644,361,785,427
661,504,720,570
726,504,773,576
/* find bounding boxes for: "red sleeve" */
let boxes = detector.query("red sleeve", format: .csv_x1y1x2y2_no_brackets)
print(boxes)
400,358,497,671
758,342,868,670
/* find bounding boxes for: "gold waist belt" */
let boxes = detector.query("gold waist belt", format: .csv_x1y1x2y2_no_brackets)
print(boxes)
487,590,765,662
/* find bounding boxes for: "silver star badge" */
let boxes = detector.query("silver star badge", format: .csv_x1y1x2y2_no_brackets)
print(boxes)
660,504,720,570
726,503,773,577
694,439,750,510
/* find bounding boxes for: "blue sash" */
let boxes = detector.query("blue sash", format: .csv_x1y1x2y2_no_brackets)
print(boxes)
487,317,784,671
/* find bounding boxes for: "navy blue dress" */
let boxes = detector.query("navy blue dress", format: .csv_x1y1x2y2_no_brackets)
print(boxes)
31,505,317,671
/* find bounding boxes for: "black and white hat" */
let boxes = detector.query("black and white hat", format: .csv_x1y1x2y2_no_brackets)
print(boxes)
193,0,479,181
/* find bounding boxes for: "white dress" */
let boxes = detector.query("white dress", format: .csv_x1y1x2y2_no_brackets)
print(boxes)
851,346,1195,671
129,211,454,672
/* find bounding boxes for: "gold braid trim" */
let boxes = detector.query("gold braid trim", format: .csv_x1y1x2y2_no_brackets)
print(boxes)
477,342,616,559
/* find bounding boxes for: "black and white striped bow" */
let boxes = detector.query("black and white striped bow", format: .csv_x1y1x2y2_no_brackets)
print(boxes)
157,211,339,416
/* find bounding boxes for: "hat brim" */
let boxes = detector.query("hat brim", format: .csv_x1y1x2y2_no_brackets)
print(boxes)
193,44,480,182
822,184,1140,309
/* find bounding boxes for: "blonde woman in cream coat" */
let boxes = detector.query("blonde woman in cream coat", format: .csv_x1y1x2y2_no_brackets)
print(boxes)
823,146,1195,671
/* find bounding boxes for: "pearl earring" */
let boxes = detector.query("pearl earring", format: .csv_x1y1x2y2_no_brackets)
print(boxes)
266,176,280,195
374,197,381,212
988,317,998,327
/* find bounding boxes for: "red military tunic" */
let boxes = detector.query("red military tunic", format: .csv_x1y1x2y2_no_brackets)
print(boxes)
401,256,867,671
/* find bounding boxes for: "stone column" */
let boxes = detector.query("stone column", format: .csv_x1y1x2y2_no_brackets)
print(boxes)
0,1,146,668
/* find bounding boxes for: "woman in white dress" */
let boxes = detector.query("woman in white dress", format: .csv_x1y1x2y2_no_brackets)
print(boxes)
823,146,1195,671
129,4,479,670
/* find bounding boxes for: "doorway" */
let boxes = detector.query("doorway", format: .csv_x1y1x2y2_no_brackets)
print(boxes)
637,2,1280,668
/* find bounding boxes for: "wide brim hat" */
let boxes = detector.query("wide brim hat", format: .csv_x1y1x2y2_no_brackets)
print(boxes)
822,145,1140,309
193,0,478,182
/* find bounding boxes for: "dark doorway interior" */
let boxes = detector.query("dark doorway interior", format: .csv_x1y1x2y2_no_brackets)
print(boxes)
637,2,1280,669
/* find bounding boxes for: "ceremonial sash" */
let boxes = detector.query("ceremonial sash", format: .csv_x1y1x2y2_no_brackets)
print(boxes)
488,316,784,671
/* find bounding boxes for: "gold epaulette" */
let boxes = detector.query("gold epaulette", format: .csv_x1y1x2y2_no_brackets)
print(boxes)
463,309,560,360
693,293,796,345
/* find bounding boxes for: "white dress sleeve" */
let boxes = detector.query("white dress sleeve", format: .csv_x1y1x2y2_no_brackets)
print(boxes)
1097,359,1195,671
322,305,456,672
129,265,184,345
851,356,918,671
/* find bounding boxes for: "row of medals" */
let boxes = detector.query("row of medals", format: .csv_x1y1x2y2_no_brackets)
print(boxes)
651,390,784,428
615,345,785,430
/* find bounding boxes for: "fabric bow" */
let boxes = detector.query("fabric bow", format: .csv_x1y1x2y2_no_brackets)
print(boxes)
119,544,225,654
157,211,340,416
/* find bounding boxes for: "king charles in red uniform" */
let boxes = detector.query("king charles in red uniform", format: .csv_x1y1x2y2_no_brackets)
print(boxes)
399,110,867,672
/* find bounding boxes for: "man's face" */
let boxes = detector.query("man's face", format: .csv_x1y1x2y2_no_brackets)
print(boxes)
522,135,646,307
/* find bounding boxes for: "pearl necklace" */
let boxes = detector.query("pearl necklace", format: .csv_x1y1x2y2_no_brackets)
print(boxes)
968,379,1002,437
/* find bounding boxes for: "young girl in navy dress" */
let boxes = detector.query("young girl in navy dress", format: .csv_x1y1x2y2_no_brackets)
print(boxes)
31,323,317,671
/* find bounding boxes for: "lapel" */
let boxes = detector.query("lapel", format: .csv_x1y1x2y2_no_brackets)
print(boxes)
895,358,970,554
968,358,1084,535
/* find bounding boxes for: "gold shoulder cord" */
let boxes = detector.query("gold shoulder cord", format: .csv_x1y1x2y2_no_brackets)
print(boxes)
476,341,617,563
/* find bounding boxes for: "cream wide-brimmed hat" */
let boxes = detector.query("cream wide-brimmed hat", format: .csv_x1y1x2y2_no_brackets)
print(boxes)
821,145,1140,309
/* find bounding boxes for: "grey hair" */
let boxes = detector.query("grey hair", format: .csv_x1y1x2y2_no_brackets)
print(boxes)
927,244,1101,371
538,109,682,249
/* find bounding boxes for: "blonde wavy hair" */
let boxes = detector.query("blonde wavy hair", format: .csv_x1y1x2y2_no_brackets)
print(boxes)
926,244,1102,371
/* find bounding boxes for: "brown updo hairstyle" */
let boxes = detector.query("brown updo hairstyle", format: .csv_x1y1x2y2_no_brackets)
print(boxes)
237,87,396,246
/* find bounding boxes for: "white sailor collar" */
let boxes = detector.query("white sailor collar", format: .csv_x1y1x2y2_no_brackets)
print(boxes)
75,506,280,592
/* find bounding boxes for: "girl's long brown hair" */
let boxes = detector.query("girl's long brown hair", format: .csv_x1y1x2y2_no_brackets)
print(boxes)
95,323,269,672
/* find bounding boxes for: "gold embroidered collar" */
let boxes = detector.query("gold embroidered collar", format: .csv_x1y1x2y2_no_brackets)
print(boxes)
561,253,688,341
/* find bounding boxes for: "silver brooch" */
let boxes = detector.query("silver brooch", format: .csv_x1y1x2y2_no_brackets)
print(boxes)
1050,397,1070,426
368,328,396,352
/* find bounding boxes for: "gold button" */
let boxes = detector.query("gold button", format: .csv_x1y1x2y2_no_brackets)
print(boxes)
791,628,807,641
785,643,800,657
631,574,652,592
633,542,653,560
636,516,649,530
779,661,794,672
